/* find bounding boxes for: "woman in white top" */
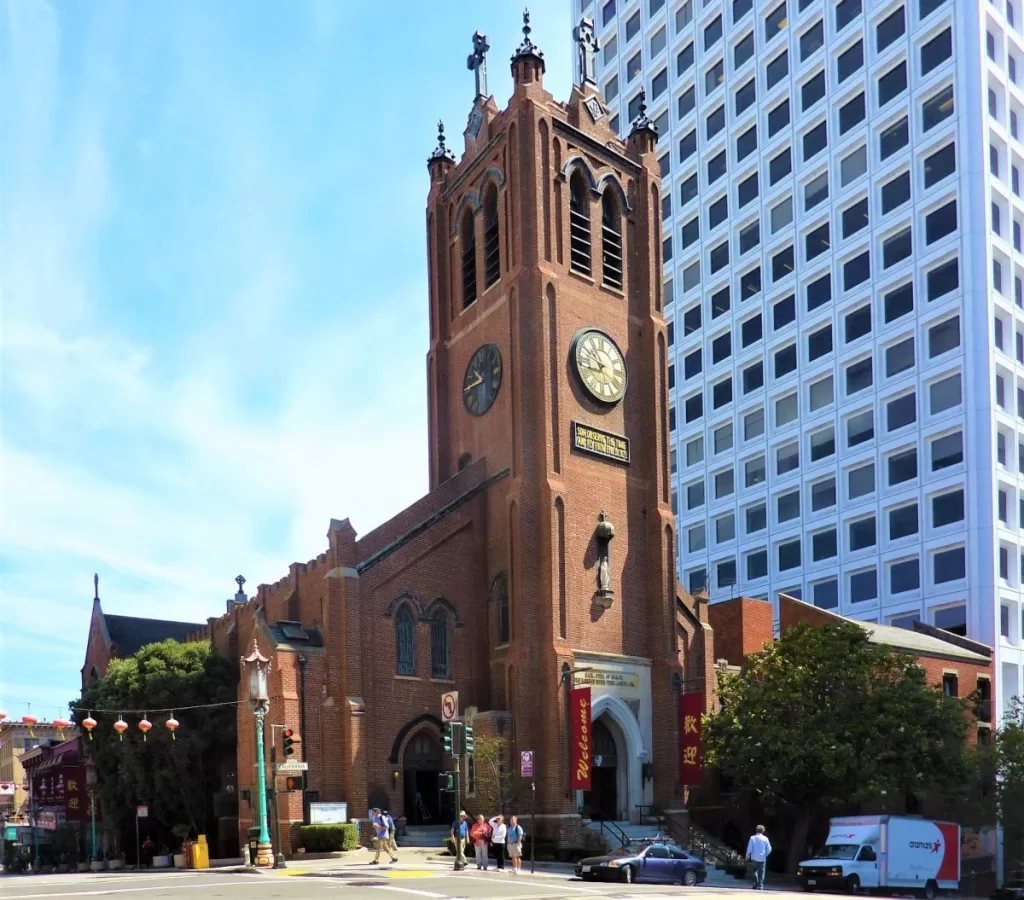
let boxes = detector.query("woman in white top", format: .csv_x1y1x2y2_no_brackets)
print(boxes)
488,814,508,870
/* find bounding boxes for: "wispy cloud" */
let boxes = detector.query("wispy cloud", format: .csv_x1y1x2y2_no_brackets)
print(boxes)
0,0,571,715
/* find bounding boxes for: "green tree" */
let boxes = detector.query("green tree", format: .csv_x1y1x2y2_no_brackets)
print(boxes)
72,640,236,851
997,696,1024,878
469,735,530,818
703,622,973,872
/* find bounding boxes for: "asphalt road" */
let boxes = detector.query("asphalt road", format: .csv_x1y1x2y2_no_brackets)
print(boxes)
0,864,796,900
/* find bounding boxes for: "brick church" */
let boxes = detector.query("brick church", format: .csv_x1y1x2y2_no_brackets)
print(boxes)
209,15,716,852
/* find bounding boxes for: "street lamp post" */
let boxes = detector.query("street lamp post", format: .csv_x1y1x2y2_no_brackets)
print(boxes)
241,639,274,867
85,757,98,863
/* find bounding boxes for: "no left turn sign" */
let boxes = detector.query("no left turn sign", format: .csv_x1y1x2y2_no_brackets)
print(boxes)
441,691,459,722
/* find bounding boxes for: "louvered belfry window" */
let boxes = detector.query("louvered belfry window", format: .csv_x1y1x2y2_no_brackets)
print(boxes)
602,191,623,290
569,171,592,276
461,211,477,308
483,186,500,289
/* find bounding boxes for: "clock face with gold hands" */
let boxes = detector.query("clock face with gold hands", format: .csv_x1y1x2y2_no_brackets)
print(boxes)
463,343,503,416
573,328,627,404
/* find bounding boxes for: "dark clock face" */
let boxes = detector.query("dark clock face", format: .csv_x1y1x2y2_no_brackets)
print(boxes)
463,343,503,416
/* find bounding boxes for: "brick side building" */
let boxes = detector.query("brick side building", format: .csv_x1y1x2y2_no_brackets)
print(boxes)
711,594,994,740
206,19,718,854
701,594,995,887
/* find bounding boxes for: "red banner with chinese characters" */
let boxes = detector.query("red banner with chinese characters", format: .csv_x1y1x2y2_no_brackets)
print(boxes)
570,687,592,790
680,692,703,786
63,766,88,822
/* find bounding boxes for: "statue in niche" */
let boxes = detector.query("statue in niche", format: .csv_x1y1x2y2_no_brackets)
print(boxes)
595,511,616,605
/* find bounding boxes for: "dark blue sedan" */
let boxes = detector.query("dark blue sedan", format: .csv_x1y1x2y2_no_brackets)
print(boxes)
575,842,708,885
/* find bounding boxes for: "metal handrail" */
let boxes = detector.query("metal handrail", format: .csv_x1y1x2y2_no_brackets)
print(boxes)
591,814,631,848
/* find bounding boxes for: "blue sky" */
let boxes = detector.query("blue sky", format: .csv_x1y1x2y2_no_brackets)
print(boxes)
0,0,573,718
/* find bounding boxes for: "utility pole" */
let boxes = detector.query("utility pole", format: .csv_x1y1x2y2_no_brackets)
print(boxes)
269,725,286,869
453,723,464,871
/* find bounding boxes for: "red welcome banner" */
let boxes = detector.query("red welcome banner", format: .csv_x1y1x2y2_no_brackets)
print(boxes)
680,692,702,786
570,687,592,790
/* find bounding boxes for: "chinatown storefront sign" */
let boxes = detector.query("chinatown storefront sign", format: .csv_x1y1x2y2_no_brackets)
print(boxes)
570,687,592,790
32,765,88,823
679,692,702,786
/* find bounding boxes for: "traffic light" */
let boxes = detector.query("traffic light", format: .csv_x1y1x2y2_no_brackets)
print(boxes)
283,774,306,792
283,728,300,757
442,722,453,755
437,772,454,792
464,726,474,754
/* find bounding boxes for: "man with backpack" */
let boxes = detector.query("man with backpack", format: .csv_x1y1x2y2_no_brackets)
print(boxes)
506,816,525,875
371,808,398,865
383,810,398,854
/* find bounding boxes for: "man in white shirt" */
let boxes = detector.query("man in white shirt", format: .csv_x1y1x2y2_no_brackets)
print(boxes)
488,814,508,871
746,824,772,890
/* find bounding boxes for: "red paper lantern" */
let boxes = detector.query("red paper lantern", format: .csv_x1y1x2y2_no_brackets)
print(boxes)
138,717,152,741
165,715,179,741
53,717,70,740
113,717,128,741
0,710,7,722
83,715,97,741
22,713,37,737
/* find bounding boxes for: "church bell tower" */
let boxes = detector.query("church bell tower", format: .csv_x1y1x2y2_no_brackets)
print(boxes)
424,12,686,838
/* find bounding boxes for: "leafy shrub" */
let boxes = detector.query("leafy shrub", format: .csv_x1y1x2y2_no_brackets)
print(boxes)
299,824,360,852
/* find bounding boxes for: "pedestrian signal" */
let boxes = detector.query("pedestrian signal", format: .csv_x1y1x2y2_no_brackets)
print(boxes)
438,772,454,792
284,774,306,792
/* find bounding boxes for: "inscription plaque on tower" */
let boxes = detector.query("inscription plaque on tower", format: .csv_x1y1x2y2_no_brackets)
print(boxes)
571,421,630,464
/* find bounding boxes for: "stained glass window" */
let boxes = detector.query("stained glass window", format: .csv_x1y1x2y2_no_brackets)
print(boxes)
431,610,451,680
396,607,415,676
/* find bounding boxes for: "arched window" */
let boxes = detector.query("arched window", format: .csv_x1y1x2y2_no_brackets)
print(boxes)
493,571,510,645
396,607,415,676
483,185,500,288
431,609,451,679
461,210,477,308
601,191,623,290
569,170,592,276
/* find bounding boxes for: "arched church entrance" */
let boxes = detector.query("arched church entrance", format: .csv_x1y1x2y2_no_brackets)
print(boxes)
402,731,452,826
582,716,622,821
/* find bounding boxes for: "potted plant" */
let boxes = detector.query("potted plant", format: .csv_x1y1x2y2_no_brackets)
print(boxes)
171,826,190,868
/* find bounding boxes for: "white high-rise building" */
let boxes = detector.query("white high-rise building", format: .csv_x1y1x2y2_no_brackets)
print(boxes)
573,0,1022,717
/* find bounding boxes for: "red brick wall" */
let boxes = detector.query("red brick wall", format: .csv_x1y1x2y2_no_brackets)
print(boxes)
214,56,717,852
778,594,993,744
707,597,774,667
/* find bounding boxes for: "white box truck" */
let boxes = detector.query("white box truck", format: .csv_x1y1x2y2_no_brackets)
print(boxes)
797,815,960,898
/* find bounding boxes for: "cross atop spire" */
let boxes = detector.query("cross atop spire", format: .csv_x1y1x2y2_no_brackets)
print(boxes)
428,120,456,167
573,16,600,88
510,8,545,74
628,87,659,148
467,31,490,101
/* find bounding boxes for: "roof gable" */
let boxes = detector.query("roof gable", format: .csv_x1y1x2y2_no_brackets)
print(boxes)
103,614,205,658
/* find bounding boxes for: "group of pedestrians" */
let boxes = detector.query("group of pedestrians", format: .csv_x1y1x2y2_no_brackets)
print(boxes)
449,810,526,874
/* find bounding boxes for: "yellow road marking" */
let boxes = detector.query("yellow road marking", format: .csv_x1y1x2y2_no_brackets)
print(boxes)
388,870,437,878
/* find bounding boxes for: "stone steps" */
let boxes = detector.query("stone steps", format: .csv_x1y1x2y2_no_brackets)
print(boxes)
400,825,450,848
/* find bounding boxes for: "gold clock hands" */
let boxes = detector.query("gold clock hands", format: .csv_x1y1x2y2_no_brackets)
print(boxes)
464,373,484,392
